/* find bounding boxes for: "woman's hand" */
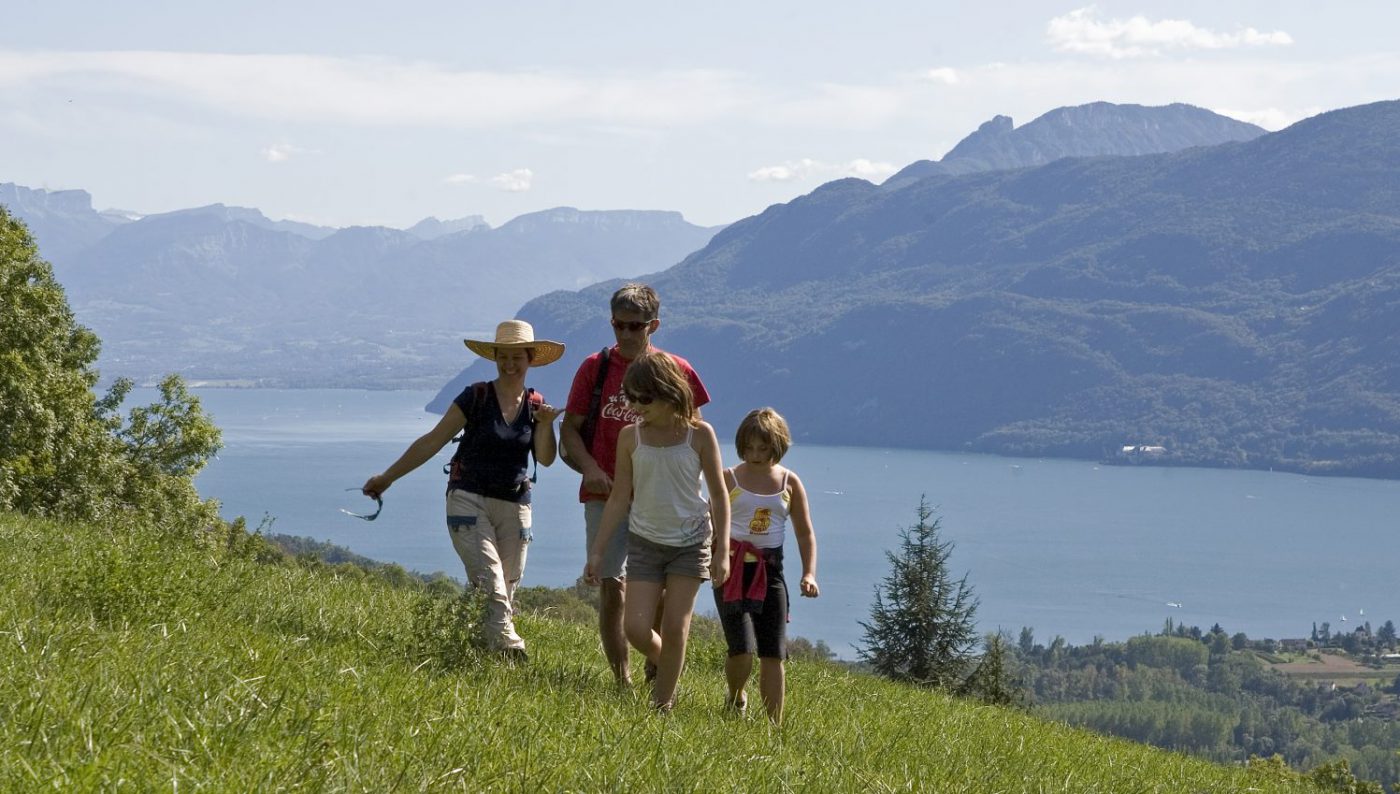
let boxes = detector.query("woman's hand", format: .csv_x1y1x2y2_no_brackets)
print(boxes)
799,574,820,598
535,403,560,425
361,474,391,499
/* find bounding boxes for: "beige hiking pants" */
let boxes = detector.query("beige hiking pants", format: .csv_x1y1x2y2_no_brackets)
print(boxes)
446,489,531,651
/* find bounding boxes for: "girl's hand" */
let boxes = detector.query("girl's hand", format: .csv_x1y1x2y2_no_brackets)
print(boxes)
799,574,820,598
535,403,560,425
711,552,731,588
583,554,602,586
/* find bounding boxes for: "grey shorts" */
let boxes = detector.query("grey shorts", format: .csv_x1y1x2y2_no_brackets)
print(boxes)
585,500,629,580
627,532,711,584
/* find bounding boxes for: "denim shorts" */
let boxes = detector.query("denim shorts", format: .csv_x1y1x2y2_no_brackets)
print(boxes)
626,531,711,583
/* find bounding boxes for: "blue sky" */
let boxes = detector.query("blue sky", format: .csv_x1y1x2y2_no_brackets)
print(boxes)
3,1,1397,229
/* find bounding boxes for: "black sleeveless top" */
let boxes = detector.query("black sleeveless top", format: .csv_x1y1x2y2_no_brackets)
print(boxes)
449,384,535,504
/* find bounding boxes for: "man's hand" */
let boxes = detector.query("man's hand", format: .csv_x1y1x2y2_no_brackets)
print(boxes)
582,462,613,496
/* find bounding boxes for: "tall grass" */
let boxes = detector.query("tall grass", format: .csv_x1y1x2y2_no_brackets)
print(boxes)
1,511,1327,792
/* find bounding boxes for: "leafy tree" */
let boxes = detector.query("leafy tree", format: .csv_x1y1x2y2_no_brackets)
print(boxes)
1377,620,1397,648
1017,626,1036,656
1209,631,1232,657
858,496,978,690
0,206,219,528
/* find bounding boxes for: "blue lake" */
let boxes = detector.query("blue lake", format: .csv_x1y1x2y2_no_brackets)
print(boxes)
186,388,1400,659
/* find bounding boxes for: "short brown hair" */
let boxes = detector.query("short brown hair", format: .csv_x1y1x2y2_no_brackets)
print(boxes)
623,351,697,427
735,407,791,463
611,283,659,320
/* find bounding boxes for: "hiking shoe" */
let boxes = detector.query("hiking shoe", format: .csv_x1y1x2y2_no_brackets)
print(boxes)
502,647,529,665
644,659,658,683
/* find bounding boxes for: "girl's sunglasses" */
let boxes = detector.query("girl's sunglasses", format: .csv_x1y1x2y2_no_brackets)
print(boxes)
611,318,653,332
625,391,655,405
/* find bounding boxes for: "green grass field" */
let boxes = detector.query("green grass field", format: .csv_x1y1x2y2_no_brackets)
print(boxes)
0,511,1332,792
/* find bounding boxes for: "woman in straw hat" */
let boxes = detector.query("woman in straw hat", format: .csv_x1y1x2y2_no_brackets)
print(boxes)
362,319,565,661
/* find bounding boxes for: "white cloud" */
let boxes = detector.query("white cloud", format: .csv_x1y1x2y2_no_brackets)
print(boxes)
443,173,478,185
261,142,295,162
1212,106,1322,131
491,168,533,192
763,82,909,130
0,50,751,128
924,67,960,85
1047,7,1293,59
747,158,897,183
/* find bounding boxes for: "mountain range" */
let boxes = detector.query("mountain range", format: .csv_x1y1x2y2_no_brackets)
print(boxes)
432,100,1400,478
3,185,721,387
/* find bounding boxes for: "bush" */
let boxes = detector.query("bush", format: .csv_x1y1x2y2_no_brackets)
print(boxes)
406,589,492,671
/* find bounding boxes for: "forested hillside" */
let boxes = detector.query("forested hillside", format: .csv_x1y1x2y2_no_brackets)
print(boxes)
1011,623,1400,790
440,100,1400,478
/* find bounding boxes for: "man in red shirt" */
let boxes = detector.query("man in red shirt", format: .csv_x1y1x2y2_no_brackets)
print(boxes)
560,283,709,686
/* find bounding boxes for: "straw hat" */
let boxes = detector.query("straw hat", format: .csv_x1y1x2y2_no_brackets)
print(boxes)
464,320,565,366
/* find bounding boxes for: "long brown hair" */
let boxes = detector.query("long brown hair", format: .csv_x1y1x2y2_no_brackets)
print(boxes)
623,351,697,427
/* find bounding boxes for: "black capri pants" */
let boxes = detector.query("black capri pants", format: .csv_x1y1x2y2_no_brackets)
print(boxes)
713,547,789,660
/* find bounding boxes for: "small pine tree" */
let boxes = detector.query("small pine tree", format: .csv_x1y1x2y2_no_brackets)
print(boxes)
959,632,1026,707
858,496,978,690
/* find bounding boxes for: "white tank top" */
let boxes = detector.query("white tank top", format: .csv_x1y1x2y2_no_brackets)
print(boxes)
629,426,712,546
728,468,790,550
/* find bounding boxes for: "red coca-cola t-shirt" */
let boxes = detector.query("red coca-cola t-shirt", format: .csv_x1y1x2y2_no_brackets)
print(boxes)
564,346,710,502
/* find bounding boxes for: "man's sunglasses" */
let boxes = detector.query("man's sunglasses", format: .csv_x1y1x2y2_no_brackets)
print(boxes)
611,318,654,332
625,391,656,405
341,487,383,521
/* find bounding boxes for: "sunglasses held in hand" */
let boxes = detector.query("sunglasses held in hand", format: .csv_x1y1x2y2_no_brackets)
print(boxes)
341,487,383,521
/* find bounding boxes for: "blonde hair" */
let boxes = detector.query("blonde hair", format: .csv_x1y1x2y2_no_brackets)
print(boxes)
623,351,697,427
735,407,791,463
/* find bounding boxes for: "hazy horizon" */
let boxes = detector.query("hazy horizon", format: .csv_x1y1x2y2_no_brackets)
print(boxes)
4,2,1399,229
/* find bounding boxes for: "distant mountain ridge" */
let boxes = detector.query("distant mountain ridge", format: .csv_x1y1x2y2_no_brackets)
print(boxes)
3,185,723,387
0,183,128,262
434,100,1400,478
883,102,1265,188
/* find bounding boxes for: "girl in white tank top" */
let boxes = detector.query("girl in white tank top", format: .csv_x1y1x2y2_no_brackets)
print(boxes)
581,351,730,712
630,426,712,546
713,407,820,726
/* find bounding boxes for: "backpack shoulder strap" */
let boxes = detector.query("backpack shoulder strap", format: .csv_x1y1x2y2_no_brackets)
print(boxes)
445,382,492,475
581,348,611,440
462,381,492,433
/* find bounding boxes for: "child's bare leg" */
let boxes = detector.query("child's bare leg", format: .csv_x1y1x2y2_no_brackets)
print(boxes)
622,580,664,663
652,575,703,709
725,653,753,707
759,657,785,725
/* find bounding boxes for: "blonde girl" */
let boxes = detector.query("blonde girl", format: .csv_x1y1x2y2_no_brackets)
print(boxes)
584,351,730,710
713,407,819,724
